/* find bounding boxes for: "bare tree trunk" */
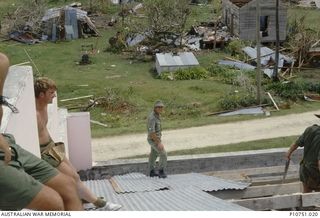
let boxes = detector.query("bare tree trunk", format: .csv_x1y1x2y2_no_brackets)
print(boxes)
273,0,280,82
256,0,262,104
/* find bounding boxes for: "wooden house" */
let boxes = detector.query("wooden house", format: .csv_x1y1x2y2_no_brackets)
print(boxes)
222,0,287,42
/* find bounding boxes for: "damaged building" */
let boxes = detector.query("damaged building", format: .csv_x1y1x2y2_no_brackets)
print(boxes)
222,0,288,42
41,6,99,41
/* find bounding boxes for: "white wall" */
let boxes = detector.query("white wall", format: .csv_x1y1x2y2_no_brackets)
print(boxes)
67,112,92,171
1,66,40,156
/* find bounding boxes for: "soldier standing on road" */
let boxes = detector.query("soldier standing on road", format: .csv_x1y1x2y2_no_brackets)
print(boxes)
147,100,167,178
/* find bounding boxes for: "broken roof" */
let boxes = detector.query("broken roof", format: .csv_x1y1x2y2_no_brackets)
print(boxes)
84,173,251,211
42,6,87,22
242,46,294,67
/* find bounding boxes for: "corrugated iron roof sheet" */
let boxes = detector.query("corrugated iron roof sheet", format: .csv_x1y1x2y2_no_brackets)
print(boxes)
242,46,294,67
156,52,199,67
84,179,250,211
218,60,255,70
218,107,264,116
110,173,250,193
110,173,168,193
42,6,87,22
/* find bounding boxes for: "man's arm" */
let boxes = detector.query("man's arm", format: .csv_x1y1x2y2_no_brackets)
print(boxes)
286,142,299,160
0,134,11,164
148,117,164,151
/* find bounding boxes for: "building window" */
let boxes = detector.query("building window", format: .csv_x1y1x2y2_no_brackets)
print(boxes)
260,16,269,37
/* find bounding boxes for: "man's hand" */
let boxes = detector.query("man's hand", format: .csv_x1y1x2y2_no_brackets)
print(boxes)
0,137,11,164
157,143,164,151
285,151,291,161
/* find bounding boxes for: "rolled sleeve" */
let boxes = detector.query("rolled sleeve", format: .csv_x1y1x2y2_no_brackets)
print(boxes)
295,127,311,147
148,117,156,134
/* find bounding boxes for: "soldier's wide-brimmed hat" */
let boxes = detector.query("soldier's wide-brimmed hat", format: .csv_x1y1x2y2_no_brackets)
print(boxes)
154,100,164,108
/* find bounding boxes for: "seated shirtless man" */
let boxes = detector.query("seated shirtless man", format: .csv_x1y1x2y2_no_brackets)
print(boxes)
34,77,122,211
0,53,83,211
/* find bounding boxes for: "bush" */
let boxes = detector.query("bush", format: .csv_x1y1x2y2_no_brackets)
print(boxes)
218,91,257,111
226,40,247,57
159,67,208,80
266,81,306,101
207,65,239,84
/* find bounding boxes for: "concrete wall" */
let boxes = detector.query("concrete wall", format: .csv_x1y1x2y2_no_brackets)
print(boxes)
1,65,70,159
1,66,40,156
79,148,303,180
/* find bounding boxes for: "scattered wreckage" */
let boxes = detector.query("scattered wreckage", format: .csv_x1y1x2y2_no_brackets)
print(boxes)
7,4,99,44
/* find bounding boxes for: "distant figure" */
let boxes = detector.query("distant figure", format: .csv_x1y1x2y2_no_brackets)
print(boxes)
286,117,320,193
0,53,83,211
147,100,167,178
34,77,122,211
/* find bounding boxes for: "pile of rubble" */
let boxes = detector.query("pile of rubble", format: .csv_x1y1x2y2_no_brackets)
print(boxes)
1,2,99,44
219,46,295,79
122,20,234,54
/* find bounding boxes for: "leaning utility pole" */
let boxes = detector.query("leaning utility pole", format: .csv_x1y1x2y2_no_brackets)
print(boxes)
256,0,262,104
273,0,280,81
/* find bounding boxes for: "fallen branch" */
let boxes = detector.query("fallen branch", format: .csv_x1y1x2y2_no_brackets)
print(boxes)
60,95,93,102
90,120,108,127
266,92,280,111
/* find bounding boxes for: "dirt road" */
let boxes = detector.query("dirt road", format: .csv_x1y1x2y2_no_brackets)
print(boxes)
92,110,320,161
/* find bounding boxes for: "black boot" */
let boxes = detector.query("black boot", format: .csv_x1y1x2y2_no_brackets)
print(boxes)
158,169,167,178
149,169,159,177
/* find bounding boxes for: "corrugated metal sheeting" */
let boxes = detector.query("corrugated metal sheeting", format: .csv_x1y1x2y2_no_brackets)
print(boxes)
84,179,250,211
110,173,168,193
242,46,294,67
218,60,255,70
110,173,250,193
156,52,199,67
42,6,87,22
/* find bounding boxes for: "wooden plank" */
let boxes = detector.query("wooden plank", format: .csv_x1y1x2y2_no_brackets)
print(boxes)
207,165,299,181
60,95,93,102
231,193,301,210
212,182,302,200
267,92,280,111
302,192,320,207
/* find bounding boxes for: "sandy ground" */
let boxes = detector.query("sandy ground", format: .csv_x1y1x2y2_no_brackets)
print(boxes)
92,110,320,161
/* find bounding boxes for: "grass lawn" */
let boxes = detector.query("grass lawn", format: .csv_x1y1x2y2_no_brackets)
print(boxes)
1,1,320,138
125,135,299,159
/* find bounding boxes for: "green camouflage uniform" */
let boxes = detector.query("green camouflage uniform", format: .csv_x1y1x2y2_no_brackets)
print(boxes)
0,134,58,210
147,111,167,171
296,124,320,190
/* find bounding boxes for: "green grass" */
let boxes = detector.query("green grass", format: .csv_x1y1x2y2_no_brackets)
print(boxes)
125,135,298,159
288,7,320,31
1,2,320,138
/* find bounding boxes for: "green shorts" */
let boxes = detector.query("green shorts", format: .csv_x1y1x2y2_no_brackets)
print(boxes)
299,163,320,190
0,134,58,210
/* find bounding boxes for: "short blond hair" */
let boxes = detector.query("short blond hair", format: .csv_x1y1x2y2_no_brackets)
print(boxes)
34,77,57,98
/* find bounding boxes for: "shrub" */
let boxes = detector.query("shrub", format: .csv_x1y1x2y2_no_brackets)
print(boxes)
266,81,306,101
159,67,208,80
226,39,246,57
218,91,257,111
207,65,239,84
